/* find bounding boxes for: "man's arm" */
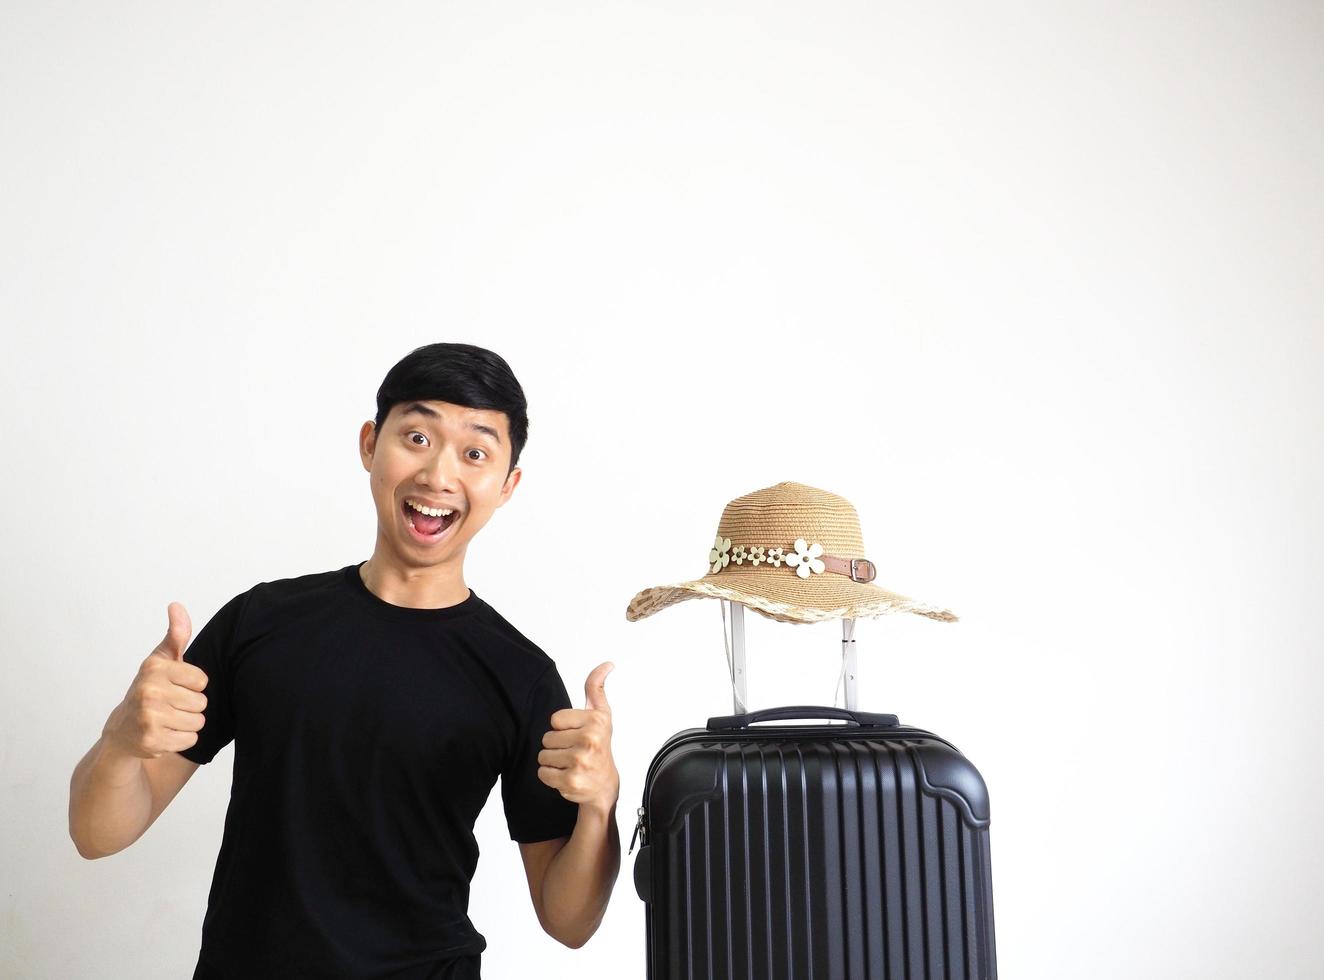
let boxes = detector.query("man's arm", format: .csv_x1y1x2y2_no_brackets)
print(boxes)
517,838,567,926
69,601,209,858
518,802,621,948
524,660,623,948
69,733,199,858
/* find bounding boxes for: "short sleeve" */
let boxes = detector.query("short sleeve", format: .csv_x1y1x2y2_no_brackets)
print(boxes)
177,589,250,765
501,663,581,843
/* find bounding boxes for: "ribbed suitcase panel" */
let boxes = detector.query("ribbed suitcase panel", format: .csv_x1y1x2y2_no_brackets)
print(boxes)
650,737,995,980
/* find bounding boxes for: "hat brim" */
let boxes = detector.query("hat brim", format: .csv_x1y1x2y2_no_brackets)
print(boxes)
625,566,958,626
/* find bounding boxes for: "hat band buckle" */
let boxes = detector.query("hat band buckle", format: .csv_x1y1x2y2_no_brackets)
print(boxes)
848,558,876,583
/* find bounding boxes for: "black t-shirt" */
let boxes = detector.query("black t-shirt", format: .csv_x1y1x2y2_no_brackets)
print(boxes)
178,562,581,979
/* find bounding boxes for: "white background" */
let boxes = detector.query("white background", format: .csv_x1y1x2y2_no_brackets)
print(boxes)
3,2,1321,977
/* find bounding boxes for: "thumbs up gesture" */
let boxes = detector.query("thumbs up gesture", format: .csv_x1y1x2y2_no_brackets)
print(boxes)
537,662,620,814
103,602,211,759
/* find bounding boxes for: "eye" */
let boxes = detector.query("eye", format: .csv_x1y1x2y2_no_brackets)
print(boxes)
467,448,487,461
407,431,429,446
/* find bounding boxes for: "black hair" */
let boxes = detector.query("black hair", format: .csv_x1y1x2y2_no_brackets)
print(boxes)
373,343,529,477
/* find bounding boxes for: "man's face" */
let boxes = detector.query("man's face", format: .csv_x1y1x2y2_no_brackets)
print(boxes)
358,399,520,568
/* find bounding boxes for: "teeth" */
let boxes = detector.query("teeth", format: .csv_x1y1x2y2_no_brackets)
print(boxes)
406,499,455,519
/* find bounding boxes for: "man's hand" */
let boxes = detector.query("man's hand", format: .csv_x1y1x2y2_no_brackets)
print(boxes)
102,602,210,759
537,662,620,814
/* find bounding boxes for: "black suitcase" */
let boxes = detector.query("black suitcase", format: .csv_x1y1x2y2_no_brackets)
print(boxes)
629,704,997,980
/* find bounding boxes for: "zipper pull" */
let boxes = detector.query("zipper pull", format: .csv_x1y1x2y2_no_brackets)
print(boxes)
628,806,646,855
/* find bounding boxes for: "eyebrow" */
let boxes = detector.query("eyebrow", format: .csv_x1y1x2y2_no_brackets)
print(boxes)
398,402,503,445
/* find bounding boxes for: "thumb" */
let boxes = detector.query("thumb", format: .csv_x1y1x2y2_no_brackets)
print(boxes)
154,601,192,662
583,662,614,712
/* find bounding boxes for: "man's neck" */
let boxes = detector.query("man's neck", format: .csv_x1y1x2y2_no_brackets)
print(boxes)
359,555,471,610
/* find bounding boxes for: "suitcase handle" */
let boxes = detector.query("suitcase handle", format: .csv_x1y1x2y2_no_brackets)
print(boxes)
706,704,900,730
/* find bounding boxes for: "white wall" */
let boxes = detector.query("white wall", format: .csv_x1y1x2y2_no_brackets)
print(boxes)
2,1,1321,977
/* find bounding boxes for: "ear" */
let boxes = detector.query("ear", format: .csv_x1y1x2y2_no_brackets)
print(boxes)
359,420,377,472
495,466,522,508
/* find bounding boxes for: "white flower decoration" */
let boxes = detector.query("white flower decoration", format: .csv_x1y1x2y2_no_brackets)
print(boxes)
747,546,766,566
708,535,731,573
731,544,748,565
765,547,785,567
784,538,825,578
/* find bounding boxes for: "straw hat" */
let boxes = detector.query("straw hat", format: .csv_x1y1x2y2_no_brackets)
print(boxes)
625,481,958,626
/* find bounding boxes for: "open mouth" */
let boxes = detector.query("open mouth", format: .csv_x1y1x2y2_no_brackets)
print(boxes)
401,498,461,543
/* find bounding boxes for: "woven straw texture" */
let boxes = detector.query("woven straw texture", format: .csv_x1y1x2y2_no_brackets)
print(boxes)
625,481,958,626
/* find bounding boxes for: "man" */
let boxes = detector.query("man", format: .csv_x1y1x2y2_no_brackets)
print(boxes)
68,342,622,978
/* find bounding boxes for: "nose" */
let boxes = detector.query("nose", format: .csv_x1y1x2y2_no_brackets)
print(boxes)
416,448,462,491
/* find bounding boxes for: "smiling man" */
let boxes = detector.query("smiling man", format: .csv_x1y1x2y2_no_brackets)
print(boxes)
68,343,622,979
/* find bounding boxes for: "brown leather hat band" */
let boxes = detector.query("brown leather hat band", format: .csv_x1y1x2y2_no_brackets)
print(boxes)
820,555,877,583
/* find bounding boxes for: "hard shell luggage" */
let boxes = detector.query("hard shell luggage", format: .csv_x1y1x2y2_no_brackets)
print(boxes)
630,602,997,980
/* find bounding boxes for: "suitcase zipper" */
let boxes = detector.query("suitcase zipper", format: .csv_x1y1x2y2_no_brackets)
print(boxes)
630,724,956,855
629,806,646,854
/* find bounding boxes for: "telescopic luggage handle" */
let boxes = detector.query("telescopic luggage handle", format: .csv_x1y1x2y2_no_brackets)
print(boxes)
707,704,899,730
721,599,860,714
